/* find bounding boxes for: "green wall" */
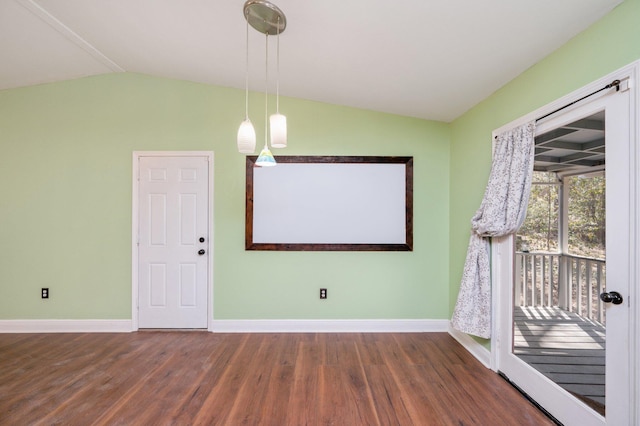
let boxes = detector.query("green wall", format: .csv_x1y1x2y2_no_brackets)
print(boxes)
449,0,640,345
0,73,450,320
2,0,638,325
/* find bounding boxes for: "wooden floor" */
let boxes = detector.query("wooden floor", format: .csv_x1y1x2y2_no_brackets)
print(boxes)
0,332,554,426
514,306,605,413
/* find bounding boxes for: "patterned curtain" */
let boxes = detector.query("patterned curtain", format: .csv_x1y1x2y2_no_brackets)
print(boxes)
451,121,536,338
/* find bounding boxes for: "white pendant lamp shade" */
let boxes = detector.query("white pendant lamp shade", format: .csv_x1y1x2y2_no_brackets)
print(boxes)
237,119,256,153
269,113,287,148
255,145,276,167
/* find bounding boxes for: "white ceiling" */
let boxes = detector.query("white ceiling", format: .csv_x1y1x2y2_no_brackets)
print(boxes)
0,0,623,122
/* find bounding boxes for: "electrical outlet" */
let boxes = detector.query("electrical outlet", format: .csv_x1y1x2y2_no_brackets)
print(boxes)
320,288,327,299
41,288,49,299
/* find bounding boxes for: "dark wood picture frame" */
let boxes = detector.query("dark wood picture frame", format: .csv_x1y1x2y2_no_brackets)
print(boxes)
245,156,413,251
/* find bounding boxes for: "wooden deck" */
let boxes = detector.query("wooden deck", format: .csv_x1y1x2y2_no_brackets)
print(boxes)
514,306,605,414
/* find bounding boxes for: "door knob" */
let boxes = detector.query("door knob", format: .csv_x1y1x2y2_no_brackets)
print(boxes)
600,291,623,305
199,237,205,243
198,249,206,255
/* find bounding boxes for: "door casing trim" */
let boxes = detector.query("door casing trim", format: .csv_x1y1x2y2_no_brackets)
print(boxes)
131,151,215,331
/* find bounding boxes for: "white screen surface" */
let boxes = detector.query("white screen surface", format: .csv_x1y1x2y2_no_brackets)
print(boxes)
252,162,407,244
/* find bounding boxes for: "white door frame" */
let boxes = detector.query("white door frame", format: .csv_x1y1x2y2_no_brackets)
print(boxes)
491,61,639,424
131,151,214,331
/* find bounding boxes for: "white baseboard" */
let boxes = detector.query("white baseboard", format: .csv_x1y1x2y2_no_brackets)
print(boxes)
0,320,133,333
0,318,452,335
448,324,491,368
211,319,449,333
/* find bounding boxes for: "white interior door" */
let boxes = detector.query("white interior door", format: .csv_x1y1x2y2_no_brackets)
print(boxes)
138,155,210,328
494,81,634,425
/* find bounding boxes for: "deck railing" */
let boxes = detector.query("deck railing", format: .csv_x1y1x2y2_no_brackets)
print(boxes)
514,252,606,324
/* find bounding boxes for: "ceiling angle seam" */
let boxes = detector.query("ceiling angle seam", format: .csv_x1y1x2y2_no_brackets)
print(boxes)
16,0,125,73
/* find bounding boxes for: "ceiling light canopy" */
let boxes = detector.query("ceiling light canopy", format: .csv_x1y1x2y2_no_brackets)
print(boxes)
244,0,286,35
237,0,287,165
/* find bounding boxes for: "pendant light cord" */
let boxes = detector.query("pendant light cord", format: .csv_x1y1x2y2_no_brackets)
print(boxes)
276,17,280,114
244,15,250,120
264,33,269,147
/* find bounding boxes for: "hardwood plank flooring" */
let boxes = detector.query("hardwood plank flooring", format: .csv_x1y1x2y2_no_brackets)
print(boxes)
0,332,554,425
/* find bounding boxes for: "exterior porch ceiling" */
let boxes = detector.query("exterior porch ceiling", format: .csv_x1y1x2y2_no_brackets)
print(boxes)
534,111,605,174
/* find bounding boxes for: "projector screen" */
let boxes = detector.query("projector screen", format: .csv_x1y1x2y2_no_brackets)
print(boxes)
245,156,413,251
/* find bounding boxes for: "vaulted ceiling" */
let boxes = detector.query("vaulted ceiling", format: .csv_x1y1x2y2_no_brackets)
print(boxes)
0,0,623,121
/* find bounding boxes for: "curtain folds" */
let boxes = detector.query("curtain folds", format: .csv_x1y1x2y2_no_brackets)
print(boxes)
451,121,536,338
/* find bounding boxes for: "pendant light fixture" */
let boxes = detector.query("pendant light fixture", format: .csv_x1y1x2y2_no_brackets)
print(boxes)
255,33,276,167
237,16,256,154
238,0,287,164
269,17,287,148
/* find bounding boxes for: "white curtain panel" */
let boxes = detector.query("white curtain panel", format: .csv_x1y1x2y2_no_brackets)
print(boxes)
452,121,536,338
